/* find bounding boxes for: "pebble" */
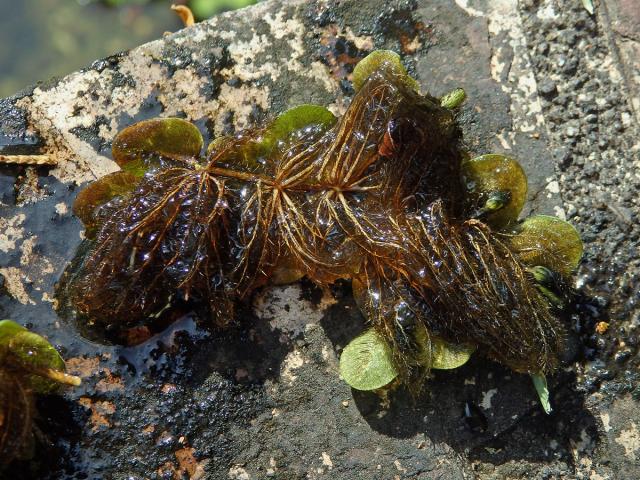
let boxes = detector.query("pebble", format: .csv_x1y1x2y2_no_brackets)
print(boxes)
538,79,558,98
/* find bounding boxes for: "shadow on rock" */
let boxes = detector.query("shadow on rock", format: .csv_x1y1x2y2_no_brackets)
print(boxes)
3,394,85,479
320,283,604,468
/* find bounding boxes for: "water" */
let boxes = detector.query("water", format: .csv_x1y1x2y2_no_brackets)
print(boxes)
0,0,180,98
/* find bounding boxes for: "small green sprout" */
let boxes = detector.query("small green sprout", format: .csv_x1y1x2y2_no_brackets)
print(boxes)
440,88,466,109
531,373,552,414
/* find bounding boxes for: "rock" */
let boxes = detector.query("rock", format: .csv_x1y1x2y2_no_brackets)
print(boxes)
0,0,638,479
538,79,558,98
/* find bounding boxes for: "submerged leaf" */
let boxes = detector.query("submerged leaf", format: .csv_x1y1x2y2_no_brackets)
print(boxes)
112,118,203,171
73,171,139,236
431,337,476,369
507,215,583,277
531,373,552,414
461,154,528,228
340,329,398,391
352,50,419,92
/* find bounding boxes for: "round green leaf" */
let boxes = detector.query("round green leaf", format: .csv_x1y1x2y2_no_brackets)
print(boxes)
430,337,475,370
507,215,583,277
73,171,139,237
112,118,204,171
352,50,419,92
261,104,337,153
461,154,528,229
340,329,398,391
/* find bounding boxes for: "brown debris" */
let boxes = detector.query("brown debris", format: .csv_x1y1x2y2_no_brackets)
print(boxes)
78,397,116,431
171,5,195,27
0,154,56,166
175,447,208,479
596,321,610,335
95,369,125,393
66,356,101,379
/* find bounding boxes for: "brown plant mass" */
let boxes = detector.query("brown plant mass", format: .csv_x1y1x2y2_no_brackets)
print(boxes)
59,59,569,387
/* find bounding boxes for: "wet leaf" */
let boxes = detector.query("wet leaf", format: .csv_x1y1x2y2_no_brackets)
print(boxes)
73,171,139,237
261,104,337,153
340,329,398,391
461,154,528,228
531,373,552,414
431,337,476,369
352,50,419,92
0,320,77,393
112,118,203,171
507,215,583,277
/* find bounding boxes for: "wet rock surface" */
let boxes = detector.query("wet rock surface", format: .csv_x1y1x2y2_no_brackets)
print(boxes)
0,0,638,478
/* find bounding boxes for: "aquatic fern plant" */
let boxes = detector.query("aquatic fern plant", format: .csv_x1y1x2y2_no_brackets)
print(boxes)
59,50,582,409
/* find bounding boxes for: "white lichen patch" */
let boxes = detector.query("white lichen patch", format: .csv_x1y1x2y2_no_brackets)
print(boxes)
253,284,336,337
615,423,640,461
55,202,68,216
0,267,34,305
321,452,333,469
228,465,251,480
18,74,118,185
0,213,26,253
600,411,612,433
281,349,306,384
18,235,55,293
216,83,271,131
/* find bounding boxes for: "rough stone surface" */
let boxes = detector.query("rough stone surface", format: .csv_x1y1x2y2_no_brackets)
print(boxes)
0,0,638,479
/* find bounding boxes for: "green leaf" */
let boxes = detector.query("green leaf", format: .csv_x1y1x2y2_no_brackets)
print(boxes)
440,88,466,109
189,0,257,20
261,104,337,153
507,215,583,277
73,171,139,237
112,118,203,171
352,50,419,92
0,320,74,393
340,329,398,391
461,154,528,229
531,373,552,414
431,337,476,369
